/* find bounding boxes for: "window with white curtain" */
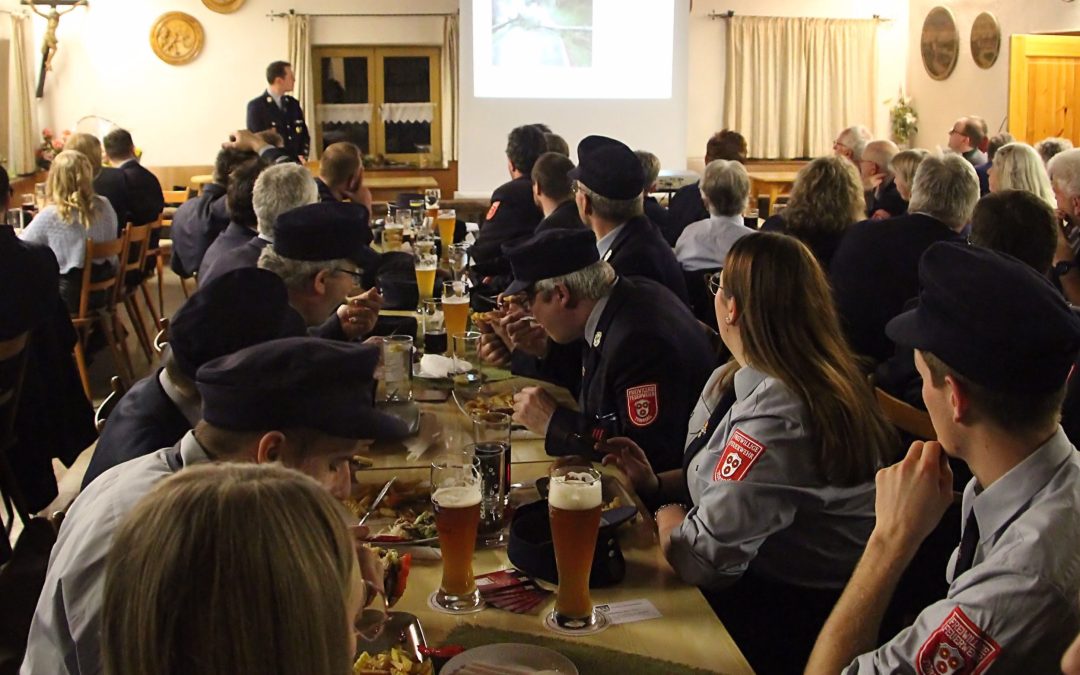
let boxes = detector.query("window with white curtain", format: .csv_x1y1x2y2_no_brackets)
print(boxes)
723,16,877,159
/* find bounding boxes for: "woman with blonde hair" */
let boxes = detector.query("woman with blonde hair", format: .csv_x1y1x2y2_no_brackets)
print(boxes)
65,132,131,224
761,155,865,267
889,148,930,201
604,232,895,674
989,142,1056,208
20,149,118,311
101,463,364,675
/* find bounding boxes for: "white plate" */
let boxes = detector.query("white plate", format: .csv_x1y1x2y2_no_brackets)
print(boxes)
442,643,578,675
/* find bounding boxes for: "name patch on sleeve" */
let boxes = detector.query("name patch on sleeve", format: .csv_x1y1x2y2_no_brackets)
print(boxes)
625,384,659,427
916,607,1001,675
712,429,765,482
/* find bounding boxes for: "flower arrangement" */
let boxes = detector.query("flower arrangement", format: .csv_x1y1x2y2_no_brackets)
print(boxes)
887,92,918,146
36,127,70,171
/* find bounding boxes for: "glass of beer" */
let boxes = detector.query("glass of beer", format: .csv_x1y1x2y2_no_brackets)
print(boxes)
443,281,470,348
431,454,484,612
424,188,441,219
547,465,608,632
414,240,438,309
437,209,457,260
421,298,447,355
448,243,470,283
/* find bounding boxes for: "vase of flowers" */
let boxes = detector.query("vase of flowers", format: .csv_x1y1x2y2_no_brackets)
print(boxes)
36,128,70,171
886,92,918,148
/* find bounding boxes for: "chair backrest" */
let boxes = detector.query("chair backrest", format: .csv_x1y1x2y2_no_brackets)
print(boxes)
163,190,190,206
116,222,152,295
875,386,937,440
146,214,166,252
153,317,169,355
683,267,720,332
94,376,127,433
74,236,126,320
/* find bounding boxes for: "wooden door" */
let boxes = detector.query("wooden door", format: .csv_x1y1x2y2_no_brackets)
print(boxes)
1009,35,1080,144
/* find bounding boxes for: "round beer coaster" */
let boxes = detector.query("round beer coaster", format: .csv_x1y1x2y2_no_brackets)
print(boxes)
543,609,609,636
427,591,486,615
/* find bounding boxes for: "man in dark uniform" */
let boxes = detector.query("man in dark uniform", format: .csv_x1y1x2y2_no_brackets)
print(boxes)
198,158,266,282
507,229,713,473
246,61,310,163
531,151,584,234
468,124,546,293
81,268,306,489
169,147,253,277
666,130,748,246
572,135,688,304
635,149,673,237
103,128,164,229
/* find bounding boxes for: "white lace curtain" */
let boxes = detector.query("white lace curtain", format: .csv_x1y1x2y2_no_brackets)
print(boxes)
723,16,878,159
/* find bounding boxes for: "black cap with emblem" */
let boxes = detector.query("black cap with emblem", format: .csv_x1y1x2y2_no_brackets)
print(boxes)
272,201,375,270
568,135,644,201
502,228,600,296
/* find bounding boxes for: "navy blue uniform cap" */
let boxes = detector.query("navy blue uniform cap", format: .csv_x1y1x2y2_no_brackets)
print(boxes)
196,337,409,440
273,201,373,269
568,135,644,201
886,242,1080,393
503,228,599,296
169,268,306,379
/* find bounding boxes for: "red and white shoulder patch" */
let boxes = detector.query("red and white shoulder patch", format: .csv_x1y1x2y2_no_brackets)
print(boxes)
916,607,1001,675
712,429,765,482
486,201,501,221
625,384,659,427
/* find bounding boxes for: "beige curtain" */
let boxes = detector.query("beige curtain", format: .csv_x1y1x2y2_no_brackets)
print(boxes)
287,12,315,158
441,14,459,163
9,13,36,175
724,16,877,159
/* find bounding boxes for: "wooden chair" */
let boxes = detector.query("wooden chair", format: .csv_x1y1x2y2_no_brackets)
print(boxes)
0,332,31,563
71,236,133,399
874,386,937,440
150,191,191,317
93,376,127,434
152,317,169,356
116,223,155,364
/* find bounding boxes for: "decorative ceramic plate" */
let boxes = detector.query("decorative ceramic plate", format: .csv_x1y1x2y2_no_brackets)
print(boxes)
970,12,1001,70
150,12,203,66
920,6,959,81
201,0,245,14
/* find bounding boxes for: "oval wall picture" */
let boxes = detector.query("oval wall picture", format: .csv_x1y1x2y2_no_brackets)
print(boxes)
921,6,959,81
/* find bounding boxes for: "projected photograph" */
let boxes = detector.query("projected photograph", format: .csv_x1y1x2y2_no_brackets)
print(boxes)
491,0,593,68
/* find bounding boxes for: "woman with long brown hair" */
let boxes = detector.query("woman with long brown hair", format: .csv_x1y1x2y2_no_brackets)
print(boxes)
19,149,118,311
604,232,895,674
761,155,865,267
101,463,363,675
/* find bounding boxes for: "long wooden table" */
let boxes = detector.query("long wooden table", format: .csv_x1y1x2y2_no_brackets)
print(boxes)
357,374,754,673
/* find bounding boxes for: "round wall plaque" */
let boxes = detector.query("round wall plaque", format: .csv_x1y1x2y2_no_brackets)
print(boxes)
201,0,246,14
970,12,1001,69
150,12,204,66
920,6,959,81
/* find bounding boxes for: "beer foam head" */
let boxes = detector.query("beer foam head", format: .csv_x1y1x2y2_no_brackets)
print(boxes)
442,295,469,305
432,485,481,508
415,262,437,271
548,471,601,510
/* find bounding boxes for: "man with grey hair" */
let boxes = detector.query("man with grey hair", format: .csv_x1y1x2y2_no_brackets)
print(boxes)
1049,148,1080,305
834,125,873,165
674,159,751,271
257,202,381,340
831,153,977,362
635,149,673,240
573,136,687,303
199,162,318,286
861,139,907,219
504,228,712,472
947,116,988,165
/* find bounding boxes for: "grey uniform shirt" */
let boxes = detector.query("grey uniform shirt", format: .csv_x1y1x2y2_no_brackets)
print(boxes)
21,432,210,675
673,213,751,272
845,427,1080,674
669,366,876,590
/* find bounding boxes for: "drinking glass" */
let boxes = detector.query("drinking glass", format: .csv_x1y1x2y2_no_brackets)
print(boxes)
469,442,508,545
443,281,470,348
380,335,413,402
413,239,438,309
547,465,607,632
473,412,512,502
33,182,46,210
421,298,447,355
437,208,457,261
424,188,441,220
448,243,470,283
451,331,481,375
431,454,484,612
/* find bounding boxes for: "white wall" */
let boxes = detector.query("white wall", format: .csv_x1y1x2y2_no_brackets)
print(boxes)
456,0,690,196
2,0,455,168
907,0,1080,150
686,0,908,166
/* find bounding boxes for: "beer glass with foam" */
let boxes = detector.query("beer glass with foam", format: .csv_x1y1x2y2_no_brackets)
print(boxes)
548,465,607,631
431,455,484,612
443,281,470,350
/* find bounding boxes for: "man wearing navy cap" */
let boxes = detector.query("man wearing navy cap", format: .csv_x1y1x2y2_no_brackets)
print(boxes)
571,135,688,303
506,229,712,472
81,268,307,489
807,242,1080,674
258,201,383,341
22,337,407,675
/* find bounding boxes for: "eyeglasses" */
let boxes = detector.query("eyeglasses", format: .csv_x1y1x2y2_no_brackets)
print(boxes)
706,271,724,296
334,268,364,285
570,181,580,195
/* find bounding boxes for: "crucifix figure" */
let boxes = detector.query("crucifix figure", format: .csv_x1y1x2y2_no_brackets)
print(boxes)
22,0,88,98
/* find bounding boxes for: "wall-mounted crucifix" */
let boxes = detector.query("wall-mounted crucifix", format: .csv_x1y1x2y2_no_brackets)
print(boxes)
22,0,88,98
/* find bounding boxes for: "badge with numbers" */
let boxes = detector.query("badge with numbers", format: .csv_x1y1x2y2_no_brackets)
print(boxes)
916,607,1000,675
712,428,765,482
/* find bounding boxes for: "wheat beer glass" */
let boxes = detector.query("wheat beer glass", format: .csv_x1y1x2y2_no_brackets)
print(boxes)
443,281,470,349
414,239,438,309
431,455,484,612
548,465,605,631
437,208,457,261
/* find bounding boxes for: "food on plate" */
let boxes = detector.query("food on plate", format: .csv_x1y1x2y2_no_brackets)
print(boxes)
604,495,623,511
463,392,515,417
471,310,500,329
345,480,438,542
378,511,438,542
378,548,413,605
451,663,559,675
353,646,432,675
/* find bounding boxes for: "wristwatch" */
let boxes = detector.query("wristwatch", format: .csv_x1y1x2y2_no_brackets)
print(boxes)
1055,260,1077,277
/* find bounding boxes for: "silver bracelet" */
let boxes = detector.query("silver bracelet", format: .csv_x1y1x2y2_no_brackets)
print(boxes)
653,502,687,521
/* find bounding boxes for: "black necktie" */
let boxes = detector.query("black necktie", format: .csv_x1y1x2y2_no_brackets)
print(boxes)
954,510,980,576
